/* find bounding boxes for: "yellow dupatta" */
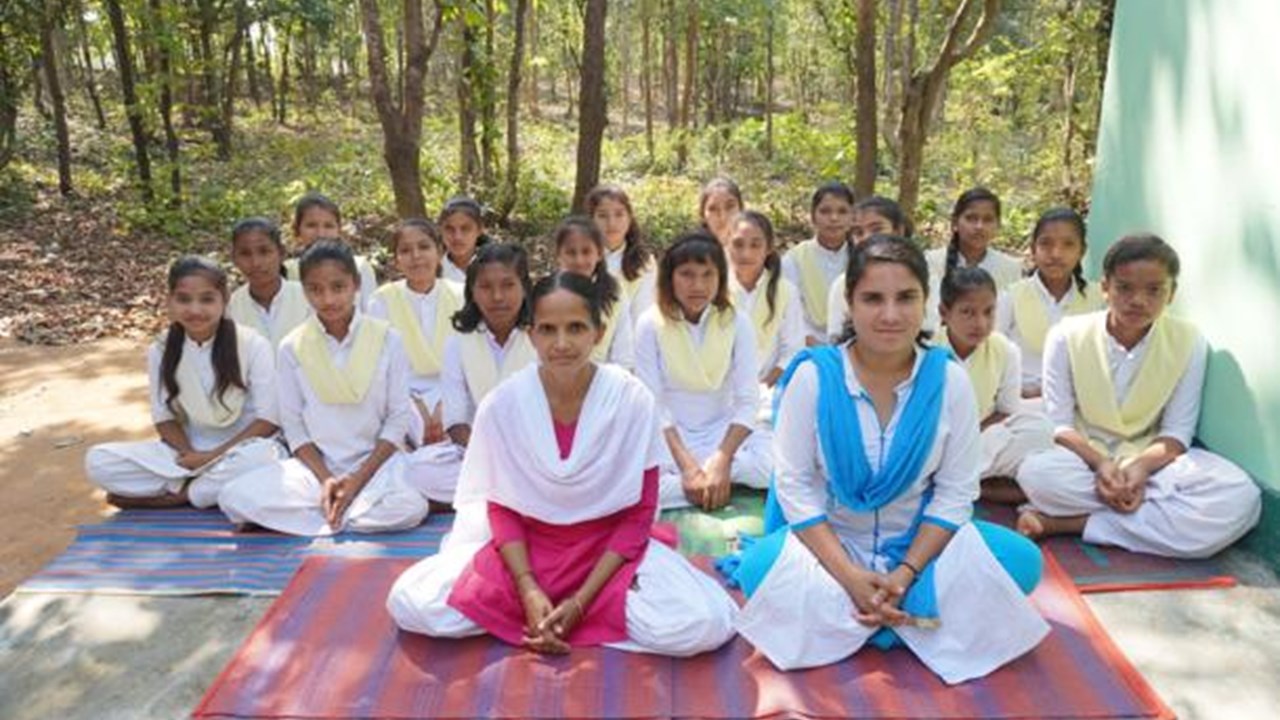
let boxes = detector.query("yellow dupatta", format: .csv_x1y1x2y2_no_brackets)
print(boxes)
286,316,389,405
732,270,792,362
374,280,462,377
173,324,256,428
590,300,625,362
227,281,310,348
1065,312,1199,457
789,240,836,329
1010,276,1104,354
459,328,537,404
939,329,1009,420
657,305,737,392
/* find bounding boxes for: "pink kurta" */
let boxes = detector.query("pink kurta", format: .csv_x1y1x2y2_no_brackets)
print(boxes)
447,420,660,646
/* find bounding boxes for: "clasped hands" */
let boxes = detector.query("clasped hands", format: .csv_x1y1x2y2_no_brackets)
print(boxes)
1094,458,1148,514
517,574,586,655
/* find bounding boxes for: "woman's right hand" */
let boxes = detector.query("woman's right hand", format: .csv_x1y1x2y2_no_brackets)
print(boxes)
843,568,908,627
518,578,569,654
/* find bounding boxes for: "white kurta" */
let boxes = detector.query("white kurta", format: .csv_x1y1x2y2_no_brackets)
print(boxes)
995,274,1101,394
226,281,311,349
781,239,848,341
826,275,848,342
734,348,1049,683
441,255,469,284
633,308,773,508
366,281,455,437
600,295,638,370
959,333,1054,479
386,365,738,657
924,246,1024,332
1016,315,1261,558
606,247,657,326
218,316,429,535
85,331,283,508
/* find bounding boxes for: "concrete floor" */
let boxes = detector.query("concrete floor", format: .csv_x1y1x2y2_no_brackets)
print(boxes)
1,551,1277,720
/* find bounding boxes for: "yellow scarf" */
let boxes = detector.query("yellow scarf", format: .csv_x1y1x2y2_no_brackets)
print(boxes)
286,316,389,405
614,257,654,304
1066,312,1198,457
732,270,791,362
657,306,736,392
1010,276,1104,354
459,329,538,404
227,281,310,348
173,324,256,428
590,300,625,362
939,329,1008,420
790,240,838,329
374,280,461,377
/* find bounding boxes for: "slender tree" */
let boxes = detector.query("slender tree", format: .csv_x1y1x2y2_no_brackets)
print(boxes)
39,0,72,195
853,0,877,196
360,0,444,218
571,0,608,212
105,0,152,201
498,0,530,218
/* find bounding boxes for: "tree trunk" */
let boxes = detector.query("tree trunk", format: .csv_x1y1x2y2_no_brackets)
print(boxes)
74,2,107,130
499,0,529,219
620,1,631,136
1086,0,1116,163
663,0,677,129
245,22,260,106
148,0,181,204
896,0,1001,217
571,0,608,212
675,0,697,167
105,0,152,200
1060,0,1078,202
219,7,247,161
260,28,276,107
40,2,73,195
641,0,654,162
881,0,903,157
527,4,539,118
764,3,774,159
480,0,498,189
277,24,291,124
457,17,480,191
854,0,877,197
360,0,443,218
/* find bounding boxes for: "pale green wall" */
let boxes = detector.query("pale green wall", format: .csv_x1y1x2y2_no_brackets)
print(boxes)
1088,0,1280,554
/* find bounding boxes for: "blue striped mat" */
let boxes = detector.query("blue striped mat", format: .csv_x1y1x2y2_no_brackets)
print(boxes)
17,508,451,596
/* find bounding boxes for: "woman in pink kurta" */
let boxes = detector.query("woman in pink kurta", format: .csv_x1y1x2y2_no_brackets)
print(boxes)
388,270,737,656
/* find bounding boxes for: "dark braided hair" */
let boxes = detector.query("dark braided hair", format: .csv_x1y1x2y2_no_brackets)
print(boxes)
1031,207,1088,295
451,243,533,333
552,216,621,318
160,256,245,418
733,210,783,325
946,187,1001,276
585,184,652,282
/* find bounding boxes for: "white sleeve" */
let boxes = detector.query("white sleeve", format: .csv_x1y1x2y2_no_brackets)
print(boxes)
825,279,846,340
922,362,981,527
147,341,175,425
995,291,1015,338
777,281,807,370
365,294,389,321
440,335,474,430
628,271,658,325
607,298,637,371
1157,333,1208,447
245,334,279,426
1041,324,1077,436
995,336,1022,416
378,331,412,448
730,313,761,429
780,252,802,295
277,343,311,452
772,362,829,524
632,312,674,429
357,259,378,312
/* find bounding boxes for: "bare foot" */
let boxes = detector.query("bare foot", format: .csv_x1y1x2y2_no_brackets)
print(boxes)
980,477,1028,505
428,499,455,514
106,492,189,509
1016,509,1047,539
1017,510,1088,540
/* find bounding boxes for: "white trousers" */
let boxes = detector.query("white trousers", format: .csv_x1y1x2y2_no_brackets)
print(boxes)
84,437,283,509
219,454,429,536
403,442,464,504
1017,446,1262,559
734,524,1049,685
386,541,738,657
658,424,773,509
980,411,1054,479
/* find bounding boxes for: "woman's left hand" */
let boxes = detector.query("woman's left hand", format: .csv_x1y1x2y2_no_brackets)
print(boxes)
700,451,733,510
176,449,217,471
865,569,913,627
539,595,586,640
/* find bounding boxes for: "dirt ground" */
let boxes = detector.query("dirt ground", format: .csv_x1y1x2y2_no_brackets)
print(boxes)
0,338,151,598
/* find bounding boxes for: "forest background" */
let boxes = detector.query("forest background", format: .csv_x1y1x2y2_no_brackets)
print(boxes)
0,0,1116,345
